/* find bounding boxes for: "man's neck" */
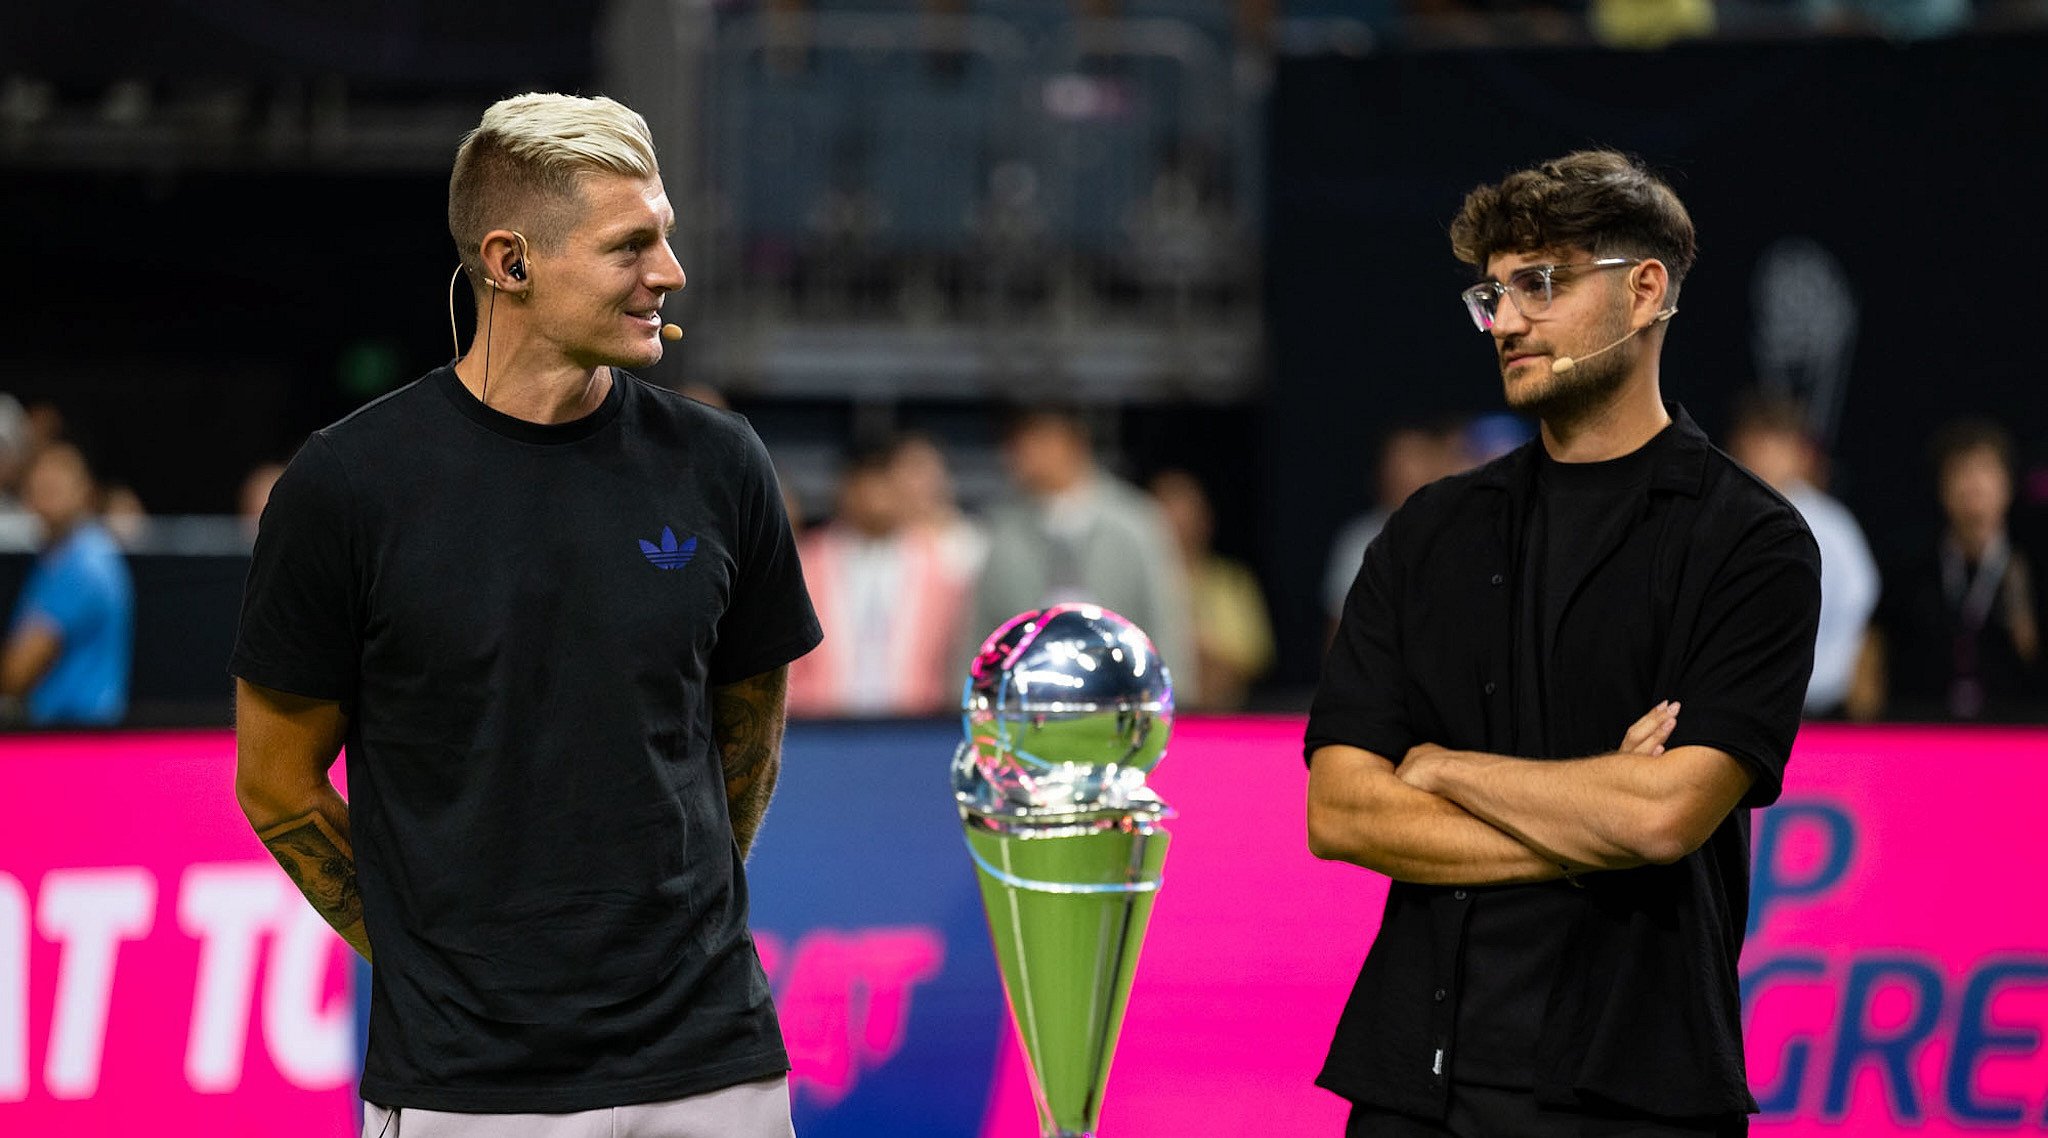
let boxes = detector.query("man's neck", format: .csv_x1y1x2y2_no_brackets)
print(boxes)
453,348,611,425
1538,372,1671,463
1950,523,2004,563
39,517,82,549
1036,468,1096,505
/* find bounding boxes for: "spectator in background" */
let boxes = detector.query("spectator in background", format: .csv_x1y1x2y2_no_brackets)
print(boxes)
679,381,730,410
1726,392,1880,717
1323,423,1460,628
968,406,1194,700
1802,0,1967,40
788,443,969,716
1872,419,2042,721
238,461,287,538
99,482,150,547
890,432,987,583
1,443,133,726
0,395,35,551
1150,469,1275,710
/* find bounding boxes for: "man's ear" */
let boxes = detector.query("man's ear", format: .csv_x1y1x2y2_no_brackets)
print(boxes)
478,230,530,292
1632,258,1672,327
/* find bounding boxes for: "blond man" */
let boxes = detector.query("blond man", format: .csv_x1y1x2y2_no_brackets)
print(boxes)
232,93,819,1137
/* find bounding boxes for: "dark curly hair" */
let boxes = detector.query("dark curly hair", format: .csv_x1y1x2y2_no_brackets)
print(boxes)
1449,150,1697,299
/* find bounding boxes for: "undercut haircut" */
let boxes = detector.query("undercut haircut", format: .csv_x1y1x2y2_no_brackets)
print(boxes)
1449,149,1697,299
448,93,660,284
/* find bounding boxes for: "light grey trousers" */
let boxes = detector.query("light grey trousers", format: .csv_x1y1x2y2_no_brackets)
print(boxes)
362,1075,795,1138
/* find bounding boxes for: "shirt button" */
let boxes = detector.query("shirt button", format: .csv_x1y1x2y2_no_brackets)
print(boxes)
1434,988,1448,1002
1483,681,1497,695
1453,890,1469,900
1490,573,1504,586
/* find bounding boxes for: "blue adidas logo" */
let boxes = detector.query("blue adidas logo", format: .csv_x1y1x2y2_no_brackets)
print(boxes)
638,526,699,570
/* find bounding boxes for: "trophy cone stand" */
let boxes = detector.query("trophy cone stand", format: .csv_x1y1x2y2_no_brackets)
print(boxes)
953,604,1177,1138
964,809,1170,1137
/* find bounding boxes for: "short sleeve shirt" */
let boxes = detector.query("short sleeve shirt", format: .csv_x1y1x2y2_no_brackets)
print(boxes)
232,368,821,1113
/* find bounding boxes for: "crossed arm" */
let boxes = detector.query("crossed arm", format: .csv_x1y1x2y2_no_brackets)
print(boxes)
1306,702,1756,886
710,665,792,860
233,678,371,960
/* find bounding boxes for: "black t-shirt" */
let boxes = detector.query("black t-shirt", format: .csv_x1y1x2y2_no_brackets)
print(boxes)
231,367,822,1113
1457,436,1664,1088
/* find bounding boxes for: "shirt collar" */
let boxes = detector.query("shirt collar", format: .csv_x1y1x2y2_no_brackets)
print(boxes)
1475,402,1710,499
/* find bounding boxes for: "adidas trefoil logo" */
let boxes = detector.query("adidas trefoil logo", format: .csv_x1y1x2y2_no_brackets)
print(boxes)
638,526,699,570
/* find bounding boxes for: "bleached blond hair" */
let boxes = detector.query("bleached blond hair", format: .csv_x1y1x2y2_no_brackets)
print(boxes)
448,93,660,284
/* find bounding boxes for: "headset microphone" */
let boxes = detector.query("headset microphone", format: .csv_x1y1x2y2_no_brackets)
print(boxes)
1550,307,1677,375
661,323,683,342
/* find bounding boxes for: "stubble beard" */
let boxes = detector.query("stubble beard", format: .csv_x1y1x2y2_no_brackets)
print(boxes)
1501,312,1634,430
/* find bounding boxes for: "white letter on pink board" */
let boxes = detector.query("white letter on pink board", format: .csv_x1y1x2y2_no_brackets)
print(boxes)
179,863,286,1094
37,867,157,1099
262,898,353,1089
0,872,28,1102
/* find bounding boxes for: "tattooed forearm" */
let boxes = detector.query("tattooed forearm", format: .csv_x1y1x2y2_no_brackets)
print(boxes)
258,808,373,961
711,666,790,860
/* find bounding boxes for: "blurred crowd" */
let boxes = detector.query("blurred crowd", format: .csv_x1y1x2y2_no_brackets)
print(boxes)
1295,0,2005,51
1,385,2042,726
778,405,1276,717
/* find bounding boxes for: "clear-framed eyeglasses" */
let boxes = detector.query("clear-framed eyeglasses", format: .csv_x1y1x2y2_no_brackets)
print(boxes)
1459,257,1640,332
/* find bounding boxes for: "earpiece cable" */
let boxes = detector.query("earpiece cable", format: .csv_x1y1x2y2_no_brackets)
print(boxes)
446,263,464,359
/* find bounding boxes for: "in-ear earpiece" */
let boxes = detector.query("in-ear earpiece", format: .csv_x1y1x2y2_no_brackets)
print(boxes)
509,261,527,282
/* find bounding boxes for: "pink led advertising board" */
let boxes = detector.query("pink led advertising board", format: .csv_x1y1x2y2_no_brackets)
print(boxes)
1,721,2043,1135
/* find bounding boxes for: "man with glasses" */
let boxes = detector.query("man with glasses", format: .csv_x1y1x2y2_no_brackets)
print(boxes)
1303,150,1821,1136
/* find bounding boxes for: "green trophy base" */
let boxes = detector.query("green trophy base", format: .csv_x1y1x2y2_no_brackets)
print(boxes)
965,820,1170,1138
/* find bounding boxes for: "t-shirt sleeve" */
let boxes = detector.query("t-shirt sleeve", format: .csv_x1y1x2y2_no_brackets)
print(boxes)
228,434,362,704
1303,502,1416,767
1665,511,1821,808
14,547,118,643
707,422,822,686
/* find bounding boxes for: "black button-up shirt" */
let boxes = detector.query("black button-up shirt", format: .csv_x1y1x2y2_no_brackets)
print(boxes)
1305,405,1820,1122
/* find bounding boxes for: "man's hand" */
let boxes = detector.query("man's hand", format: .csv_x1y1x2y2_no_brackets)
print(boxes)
1400,699,1681,793
1619,700,1680,755
1395,741,1453,794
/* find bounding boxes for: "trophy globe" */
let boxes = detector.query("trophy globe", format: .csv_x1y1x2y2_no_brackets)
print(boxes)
954,603,1174,820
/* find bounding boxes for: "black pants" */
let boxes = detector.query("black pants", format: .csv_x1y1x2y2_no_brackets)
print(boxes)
1346,1085,1748,1138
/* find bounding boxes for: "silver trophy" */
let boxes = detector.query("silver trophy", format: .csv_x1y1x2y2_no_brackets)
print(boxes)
953,603,1175,1138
